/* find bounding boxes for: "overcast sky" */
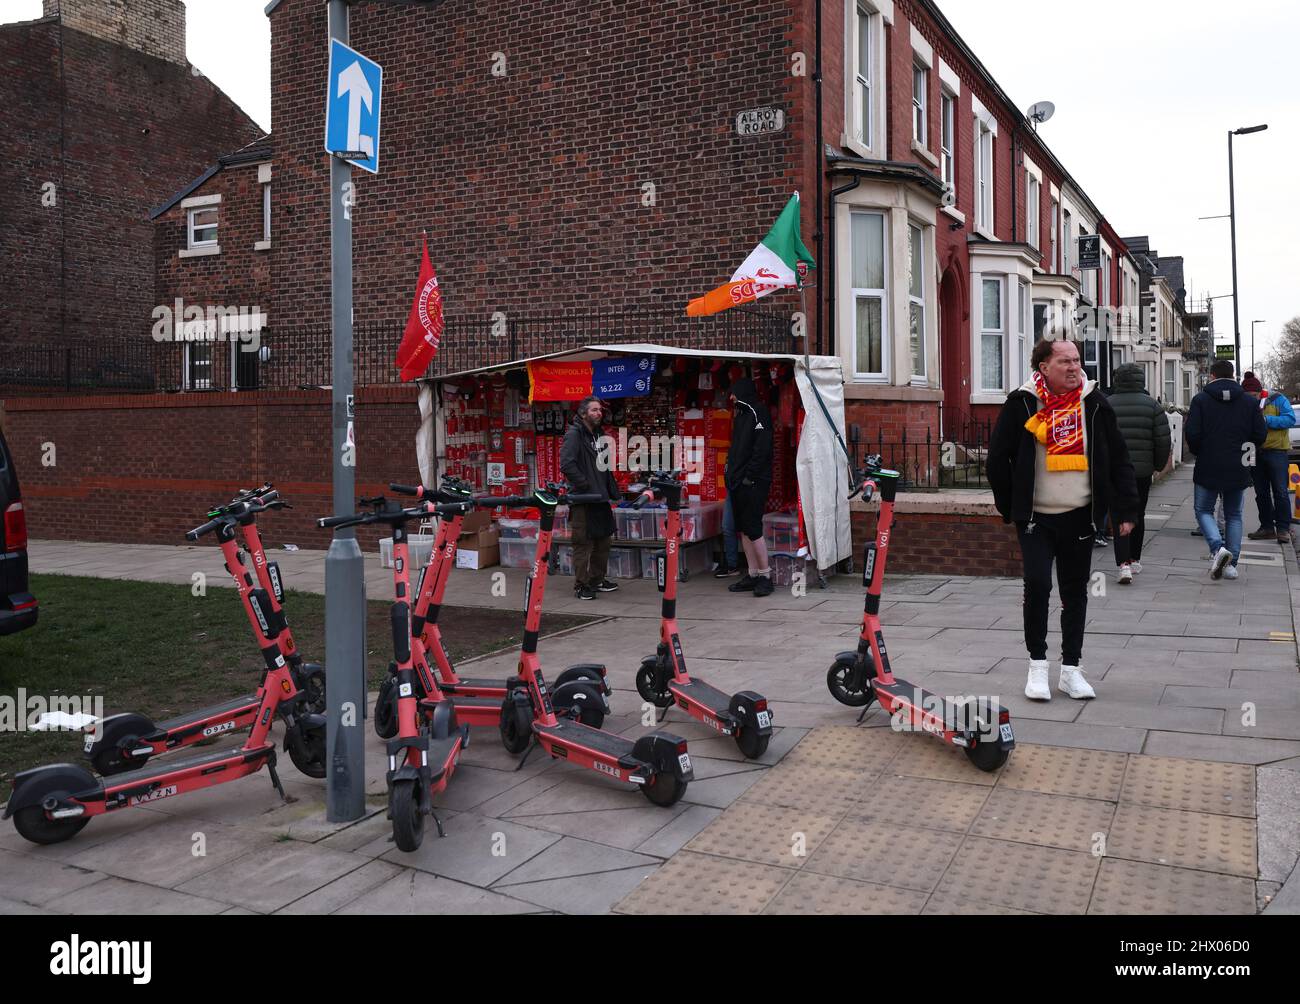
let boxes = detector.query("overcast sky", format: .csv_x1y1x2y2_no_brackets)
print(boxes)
9,0,1295,366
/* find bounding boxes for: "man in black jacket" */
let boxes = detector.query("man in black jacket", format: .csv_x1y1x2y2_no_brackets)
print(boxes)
1185,360,1268,582
560,396,620,601
988,338,1139,702
724,376,775,598
1107,363,1172,583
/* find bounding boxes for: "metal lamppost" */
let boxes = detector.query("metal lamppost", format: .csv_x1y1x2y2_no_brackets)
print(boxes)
1229,124,1267,370
1251,320,1266,376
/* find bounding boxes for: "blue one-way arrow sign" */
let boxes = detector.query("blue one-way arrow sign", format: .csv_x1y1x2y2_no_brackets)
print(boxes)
325,38,382,174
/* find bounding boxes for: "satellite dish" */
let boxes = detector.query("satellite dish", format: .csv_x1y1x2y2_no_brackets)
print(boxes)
1027,101,1056,129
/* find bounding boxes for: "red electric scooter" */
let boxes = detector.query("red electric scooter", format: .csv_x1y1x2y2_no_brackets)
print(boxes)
83,485,326,776
496,485,694,806
371,480,610,738
632,471,775,758
826,455,1015,772
319,495,478,851
5,497,328,845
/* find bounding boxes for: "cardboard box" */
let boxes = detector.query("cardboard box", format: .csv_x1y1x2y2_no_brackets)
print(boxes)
455,526,500,569
460,508,493,534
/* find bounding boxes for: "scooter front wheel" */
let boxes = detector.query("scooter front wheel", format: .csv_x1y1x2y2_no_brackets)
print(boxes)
635,663,674,709
300,667,327,716
640,771,687,807
12,806,88,846
964,742,1009,773
734,727,770,760
389,779,423,852
827,658,875,708
287,724,327,779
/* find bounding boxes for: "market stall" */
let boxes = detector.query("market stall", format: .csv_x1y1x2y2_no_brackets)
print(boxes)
414,344,851,579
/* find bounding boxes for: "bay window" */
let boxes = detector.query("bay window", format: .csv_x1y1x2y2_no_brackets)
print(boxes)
908,223,926,380
981,277,1005,392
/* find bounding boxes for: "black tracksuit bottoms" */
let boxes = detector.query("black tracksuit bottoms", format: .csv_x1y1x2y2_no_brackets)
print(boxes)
1016,505,1095,666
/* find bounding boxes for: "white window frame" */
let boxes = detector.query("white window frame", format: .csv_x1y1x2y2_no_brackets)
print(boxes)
979,275,1006,394
1164,360,1177,404
908,221,927,382
850,210,890,382
1049,199,1059,272
180,193,221,257
912,63,928,147
1027,176,1040,250
971,99,997,238
845,1,892,159
940,92,955,191
1017,279,1030,387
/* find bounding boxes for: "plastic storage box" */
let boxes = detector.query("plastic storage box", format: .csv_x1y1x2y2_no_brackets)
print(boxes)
640,541,712,581
380,534,435,569
498,517,541,541
605,547,642,580
653,501,725,543
763,512,800,553
498,538,535,569
769,553,804,588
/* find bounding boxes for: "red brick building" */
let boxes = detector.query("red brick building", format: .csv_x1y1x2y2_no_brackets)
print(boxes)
0,0,263,346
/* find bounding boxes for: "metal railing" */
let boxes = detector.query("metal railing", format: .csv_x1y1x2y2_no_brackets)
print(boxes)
846,411,995,491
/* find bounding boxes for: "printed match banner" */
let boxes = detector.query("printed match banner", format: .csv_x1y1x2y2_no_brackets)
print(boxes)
528,357,655,403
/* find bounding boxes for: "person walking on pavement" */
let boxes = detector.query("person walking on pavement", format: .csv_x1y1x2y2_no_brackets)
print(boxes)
1241,372,1296,545
1185,361,1268,581
988,337,1139,702
724,376,775,598
560,396,620,601
1107,363,1172,584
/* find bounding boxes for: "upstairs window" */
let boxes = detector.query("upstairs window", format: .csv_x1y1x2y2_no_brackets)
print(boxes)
912,63,928,146
187,207,218,249
974,119,994,233
940,93,955,191
853,3,877,150
1026,175,1040,250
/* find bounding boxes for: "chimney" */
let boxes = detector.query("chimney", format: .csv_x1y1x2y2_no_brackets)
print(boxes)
42,0,187,67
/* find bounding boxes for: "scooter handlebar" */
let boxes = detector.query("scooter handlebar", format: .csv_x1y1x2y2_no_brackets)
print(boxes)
563,493,605,506
318,512,368,530
185,517,224,541
389,483,421,497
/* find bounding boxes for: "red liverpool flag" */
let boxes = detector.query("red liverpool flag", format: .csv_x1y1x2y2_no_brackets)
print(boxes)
395,236,445,381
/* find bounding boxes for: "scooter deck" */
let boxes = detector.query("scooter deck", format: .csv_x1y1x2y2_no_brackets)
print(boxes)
671,679,734,718
155,694,259,732
535,719,636,763
426,734,463,780
439,677,505,693
101,743,274,790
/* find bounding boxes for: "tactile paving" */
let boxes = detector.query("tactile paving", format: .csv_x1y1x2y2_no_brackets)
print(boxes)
856,774,992,832
614,851,793,916
932,836,1099,915
1088,858,1256,915
783,725,899,771
1106,803,1257,877
999,743,1128,801
1119,756,1255,818
805,815,962,891
880,731,1000,786
921,890,1039,915
970,787,1117,853
763,869,928,915
740,763,874,815
685,801,841,869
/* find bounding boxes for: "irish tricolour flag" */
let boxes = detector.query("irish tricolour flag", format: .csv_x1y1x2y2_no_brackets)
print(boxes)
686,193,816,317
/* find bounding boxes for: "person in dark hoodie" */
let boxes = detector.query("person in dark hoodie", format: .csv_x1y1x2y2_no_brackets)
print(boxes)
560,396,620,601
1107,363,1172,584
724,376,775,598
988,336,1139,702
1184,360,1268,581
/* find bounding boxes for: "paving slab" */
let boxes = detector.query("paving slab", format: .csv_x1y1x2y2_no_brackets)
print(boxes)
43,876,230,915
370,812,562,886
932,836,1098,915
0,849,106,908
335,869,546,914
763,869,929,915
493,836,659,887
1088,858,1256,915
614,851,794,915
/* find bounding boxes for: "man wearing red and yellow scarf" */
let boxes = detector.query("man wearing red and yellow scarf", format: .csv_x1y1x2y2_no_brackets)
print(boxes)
988,337,1139,704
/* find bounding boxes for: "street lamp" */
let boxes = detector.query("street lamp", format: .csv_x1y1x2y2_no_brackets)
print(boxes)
1251,320,1267,376
1229,124,1268,370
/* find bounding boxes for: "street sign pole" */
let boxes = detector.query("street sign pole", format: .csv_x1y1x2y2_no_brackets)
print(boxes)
325,0,366,823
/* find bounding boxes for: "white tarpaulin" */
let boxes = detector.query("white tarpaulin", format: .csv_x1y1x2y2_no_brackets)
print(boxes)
418,343,852,571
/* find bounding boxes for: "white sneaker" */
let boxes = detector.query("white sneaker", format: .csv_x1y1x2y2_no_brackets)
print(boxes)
1059,665,1096,700
1210,548,1232,580
1025,660,1051,701
1118,563,1133,585
1223,565,1239,580
1130,561,1142,575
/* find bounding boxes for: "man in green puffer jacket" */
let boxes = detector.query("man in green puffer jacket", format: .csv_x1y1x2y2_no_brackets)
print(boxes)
1107,364,1171,583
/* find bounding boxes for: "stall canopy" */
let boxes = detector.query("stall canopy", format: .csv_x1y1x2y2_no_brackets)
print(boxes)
416,343,852,571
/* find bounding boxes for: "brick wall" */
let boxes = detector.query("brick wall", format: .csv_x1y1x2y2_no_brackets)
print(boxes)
2,386,423,550
853,508,1022,577
267,0,805,332
0,10,262,343
43,0,186,66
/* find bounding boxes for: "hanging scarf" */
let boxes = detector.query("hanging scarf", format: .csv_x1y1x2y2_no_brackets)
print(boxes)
1025,371,1087,472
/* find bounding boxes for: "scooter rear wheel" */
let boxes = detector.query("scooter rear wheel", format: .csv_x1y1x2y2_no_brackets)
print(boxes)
640,771,687,807
555,683,605,730
635,664,674,709
827,658,875,708
734,728,770,760
499,698,534,755
964,742,1009,773
373,677,398,739
12,806,88,846
389,779,423,852
300,667,327,716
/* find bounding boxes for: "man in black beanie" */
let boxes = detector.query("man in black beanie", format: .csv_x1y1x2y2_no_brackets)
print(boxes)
724,376,775,598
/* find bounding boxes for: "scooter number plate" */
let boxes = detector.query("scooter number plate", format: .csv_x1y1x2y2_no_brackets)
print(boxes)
999,723,1014,743
83,733,95,753
756,711,771,729
678,753,692,773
